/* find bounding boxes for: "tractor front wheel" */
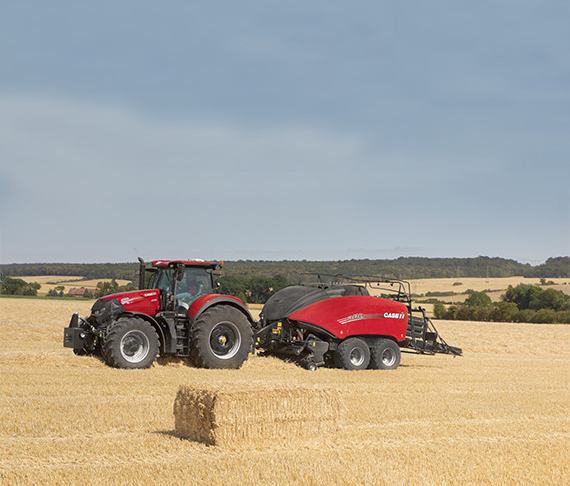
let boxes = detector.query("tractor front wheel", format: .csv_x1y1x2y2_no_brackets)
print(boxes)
102,317,159,369
334,337,371,370
191,306,253,369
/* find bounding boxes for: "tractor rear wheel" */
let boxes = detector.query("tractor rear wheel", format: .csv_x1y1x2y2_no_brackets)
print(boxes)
369,338,401,370
191,305,253,369
102,317,159,369
334,338,370,370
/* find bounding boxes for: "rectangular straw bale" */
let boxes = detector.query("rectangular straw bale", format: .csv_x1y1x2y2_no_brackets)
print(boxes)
174,384,344,447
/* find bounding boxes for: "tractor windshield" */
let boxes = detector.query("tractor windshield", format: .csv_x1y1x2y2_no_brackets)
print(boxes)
148,267,213,307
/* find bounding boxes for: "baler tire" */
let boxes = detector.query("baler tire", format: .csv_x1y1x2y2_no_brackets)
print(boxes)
369,338,401,370
102,317,159,369
191,306,253,369
334,338,371,370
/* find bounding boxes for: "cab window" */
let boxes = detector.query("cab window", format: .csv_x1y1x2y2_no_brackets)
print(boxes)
175,268,212,306
154,269,173,291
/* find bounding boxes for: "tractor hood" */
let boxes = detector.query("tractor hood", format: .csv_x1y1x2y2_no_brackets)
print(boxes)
99,288,160,305
92,289,161,323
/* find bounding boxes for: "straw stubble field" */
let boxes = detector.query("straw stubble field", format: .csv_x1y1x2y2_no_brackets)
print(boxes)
0,297,569,484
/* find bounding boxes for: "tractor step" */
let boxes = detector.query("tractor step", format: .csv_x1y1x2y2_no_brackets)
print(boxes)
175,320,190,357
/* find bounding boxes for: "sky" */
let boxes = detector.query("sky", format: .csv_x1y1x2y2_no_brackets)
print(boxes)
0,1,568,264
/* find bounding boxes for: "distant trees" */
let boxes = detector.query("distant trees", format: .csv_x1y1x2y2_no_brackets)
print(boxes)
526,257,570,278
1,256,569,282
0,277,41,296
95,279,120,297
503,284,570,311
433,302,446,318
47,286,65,297
434,284,570,324
0,262,140,282
95,279,136,298
218,274,289,304
464,290,492,307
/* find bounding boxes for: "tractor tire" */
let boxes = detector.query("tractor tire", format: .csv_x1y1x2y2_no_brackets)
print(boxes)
334,338,371,370
102,317,159,369
191,305,253,369
369,338,401,370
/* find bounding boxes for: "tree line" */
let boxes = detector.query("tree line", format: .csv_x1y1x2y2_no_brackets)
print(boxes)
1,256,568,282
434,284,570,324
218,274,289,304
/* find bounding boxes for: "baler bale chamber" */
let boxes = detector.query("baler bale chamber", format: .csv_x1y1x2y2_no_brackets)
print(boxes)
254,274,462,371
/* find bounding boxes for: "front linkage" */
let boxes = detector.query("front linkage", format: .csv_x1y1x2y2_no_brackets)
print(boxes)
63,312,104,356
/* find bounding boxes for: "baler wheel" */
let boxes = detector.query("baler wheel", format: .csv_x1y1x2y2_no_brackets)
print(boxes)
334,338,371,370
369,338,401,370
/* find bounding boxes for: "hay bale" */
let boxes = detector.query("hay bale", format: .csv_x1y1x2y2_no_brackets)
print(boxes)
174,384,344,447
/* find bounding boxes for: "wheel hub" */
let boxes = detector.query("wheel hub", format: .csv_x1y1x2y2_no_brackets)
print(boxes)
120,330,150,364
209,321,241,360
381,348,396,367
349,347,365,367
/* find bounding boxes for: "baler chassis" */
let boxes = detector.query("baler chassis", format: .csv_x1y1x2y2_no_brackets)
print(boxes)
255,273,462,370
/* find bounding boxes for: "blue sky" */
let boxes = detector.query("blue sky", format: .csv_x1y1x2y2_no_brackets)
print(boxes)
0,1,568,263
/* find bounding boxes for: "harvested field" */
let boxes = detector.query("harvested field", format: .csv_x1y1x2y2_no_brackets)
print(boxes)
174,385,343,447
369,276,570,306
405,276,570,295
17,275,85,285
18,276,132,295
0,297,569,484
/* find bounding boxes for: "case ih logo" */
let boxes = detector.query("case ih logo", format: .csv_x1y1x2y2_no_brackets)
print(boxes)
338,312,405,325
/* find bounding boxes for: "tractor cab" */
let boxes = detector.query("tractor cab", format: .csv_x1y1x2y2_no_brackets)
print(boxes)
140,259,222,311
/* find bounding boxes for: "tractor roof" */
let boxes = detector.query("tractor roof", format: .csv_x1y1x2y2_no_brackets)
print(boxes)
151,259,222,269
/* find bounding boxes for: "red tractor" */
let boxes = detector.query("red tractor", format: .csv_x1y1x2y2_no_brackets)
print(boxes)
64,261,461,371
64,259,255,369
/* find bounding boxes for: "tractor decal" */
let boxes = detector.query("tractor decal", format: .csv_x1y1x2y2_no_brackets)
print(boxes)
338,312,405,325
338,313,365,325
